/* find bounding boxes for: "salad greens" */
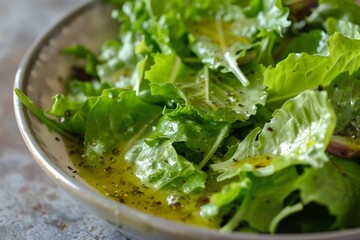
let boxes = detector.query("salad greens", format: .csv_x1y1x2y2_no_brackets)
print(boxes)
16,0,360,234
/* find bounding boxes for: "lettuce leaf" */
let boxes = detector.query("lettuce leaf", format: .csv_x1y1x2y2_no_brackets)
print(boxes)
66,80,112,102
306,0,360,26
201,167,301,233
326,18,360,39
125,139,207,193
83,89,163,161
281,30,329,57
295,156,360,229
202,156,360,233
148,113,230,168
48,88,163,162
265,33,360,105
327,76,360,134
146,53,267,123
190,0,290,86
212,90,336,179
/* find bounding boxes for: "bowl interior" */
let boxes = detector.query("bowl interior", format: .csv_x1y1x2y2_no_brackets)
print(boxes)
13,2,360,240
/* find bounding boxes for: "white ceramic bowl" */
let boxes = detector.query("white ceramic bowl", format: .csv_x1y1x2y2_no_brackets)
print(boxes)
13,1,360,240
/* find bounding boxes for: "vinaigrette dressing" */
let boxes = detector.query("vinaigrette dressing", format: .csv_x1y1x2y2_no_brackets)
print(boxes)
67,142,218,228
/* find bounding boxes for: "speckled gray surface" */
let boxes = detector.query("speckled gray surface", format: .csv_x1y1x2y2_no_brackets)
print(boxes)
0,1,129,239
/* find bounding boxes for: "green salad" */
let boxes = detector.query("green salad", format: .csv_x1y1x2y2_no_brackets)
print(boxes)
17,0,360,234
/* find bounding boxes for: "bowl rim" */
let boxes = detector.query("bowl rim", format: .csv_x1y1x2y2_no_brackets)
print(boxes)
13,1,360,239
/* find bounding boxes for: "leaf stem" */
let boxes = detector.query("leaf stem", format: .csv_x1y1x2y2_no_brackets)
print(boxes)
214,16,250,87
169,56,181,83
224,52,250,87
144,0,154,18
204,66,210,103
220,192,251,232
215,17,227,54
123,111,162,152
15,89,78,142
198,123,230,169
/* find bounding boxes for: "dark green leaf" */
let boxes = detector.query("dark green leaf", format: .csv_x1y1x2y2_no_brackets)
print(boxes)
83,90,163,161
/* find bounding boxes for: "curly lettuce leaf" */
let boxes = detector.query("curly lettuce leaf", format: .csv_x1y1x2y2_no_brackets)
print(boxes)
48,81,112,136
49,95,97,136
66,80,112,102
145,52,192,85
246,0,291,36
190,0,290,86
212,90,336,180
125,139,207,193
265,33,360,105
326,18,360,39
96,35,141,89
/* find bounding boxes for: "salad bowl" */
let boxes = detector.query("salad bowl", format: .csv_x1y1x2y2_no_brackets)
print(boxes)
14,1,360,240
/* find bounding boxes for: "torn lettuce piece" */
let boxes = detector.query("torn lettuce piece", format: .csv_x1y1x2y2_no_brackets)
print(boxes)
83,89,163,161
200,175,251,225
281,30,329,57
201,167,302,233
148,109,230,168
326,76,360,158
125,139,207,193
265,33,360,105
15,89,78,141
189,0,290,86
189,18,253,86
144,52,194,85
327,76,360,135
248,0,291,36
295,156,360,229
212,90,336,180
66,80,112,102
326,18,360,40
97,35,141,89
50,94,96,136
202,156,360,233
146,53,267,123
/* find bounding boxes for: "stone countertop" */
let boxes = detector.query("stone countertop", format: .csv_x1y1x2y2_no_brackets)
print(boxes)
0,1,128,239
